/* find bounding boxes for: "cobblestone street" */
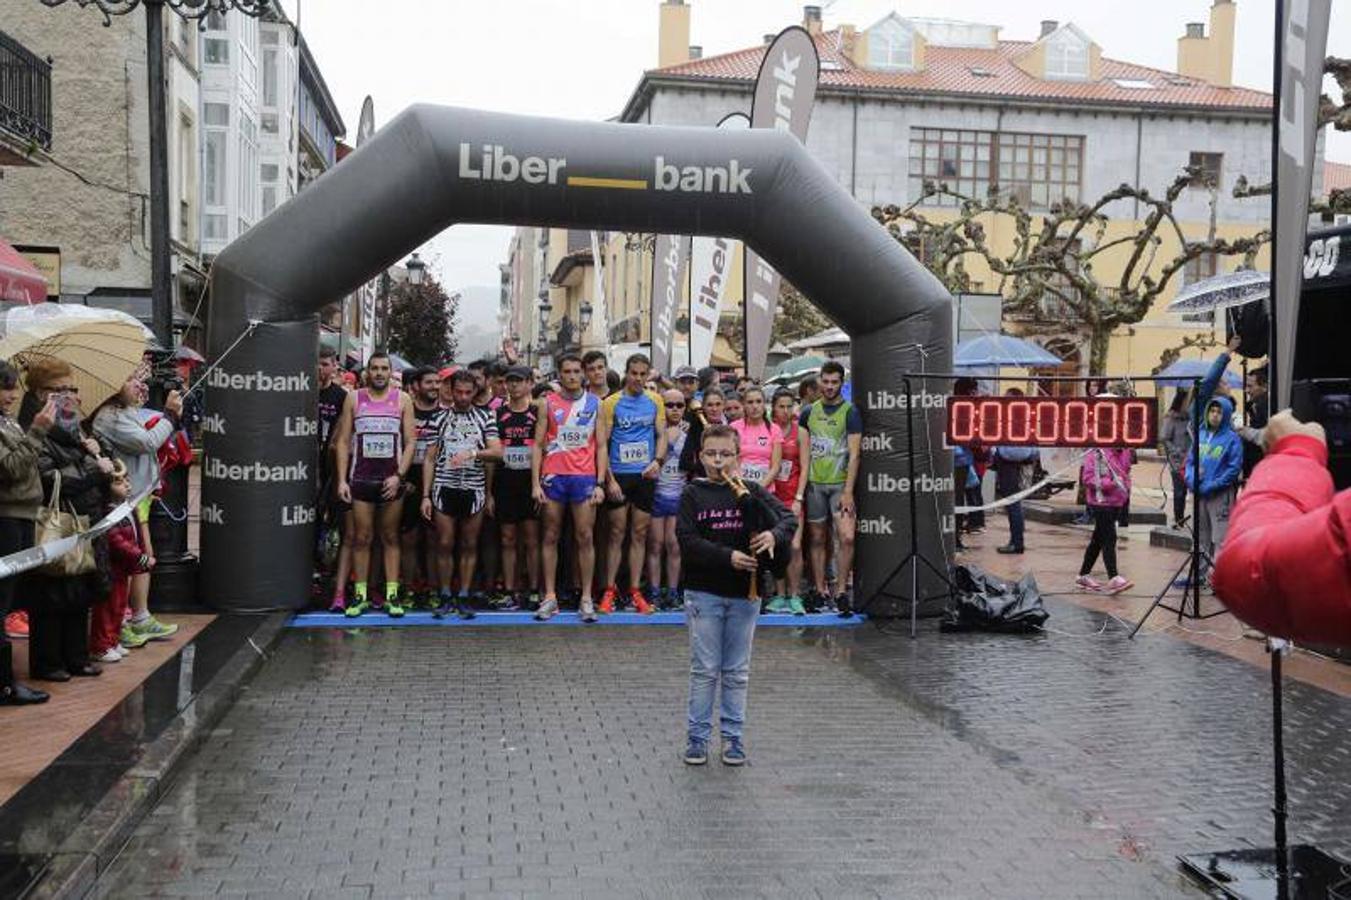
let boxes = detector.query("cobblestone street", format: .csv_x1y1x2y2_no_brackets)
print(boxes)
94,602,1351,899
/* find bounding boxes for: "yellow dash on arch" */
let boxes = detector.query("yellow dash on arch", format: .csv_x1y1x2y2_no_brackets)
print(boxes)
566,176,649,190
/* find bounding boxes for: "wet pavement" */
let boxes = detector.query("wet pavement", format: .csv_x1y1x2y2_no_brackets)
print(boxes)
94,605,1351,899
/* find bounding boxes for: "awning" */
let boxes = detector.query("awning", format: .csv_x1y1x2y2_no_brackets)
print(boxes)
0,238,48,303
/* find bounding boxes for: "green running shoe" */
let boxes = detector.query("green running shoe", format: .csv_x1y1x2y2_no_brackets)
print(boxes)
786,596,807,617
119,625,150,649
345,599,370,618
765,596,791,613
129,616,179,641
386,599,405,618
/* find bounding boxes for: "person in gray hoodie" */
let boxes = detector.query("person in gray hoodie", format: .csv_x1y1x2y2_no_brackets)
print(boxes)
90,375,182,645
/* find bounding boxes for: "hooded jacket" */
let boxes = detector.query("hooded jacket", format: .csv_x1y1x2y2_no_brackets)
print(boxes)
1212,434,1350,646
1080,448,1132,509
1185,396,1242,497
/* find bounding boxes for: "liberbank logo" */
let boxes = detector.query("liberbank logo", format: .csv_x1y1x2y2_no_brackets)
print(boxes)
457,144,753,195
207,369,311,392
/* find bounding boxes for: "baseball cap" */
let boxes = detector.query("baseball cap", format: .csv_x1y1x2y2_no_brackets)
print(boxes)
505,365,532,380
673,365,698,380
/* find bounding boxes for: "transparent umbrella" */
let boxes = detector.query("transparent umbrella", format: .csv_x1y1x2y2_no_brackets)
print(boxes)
1167,269,1269,314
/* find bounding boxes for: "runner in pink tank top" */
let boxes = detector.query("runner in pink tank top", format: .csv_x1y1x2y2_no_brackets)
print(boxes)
332,353,415,618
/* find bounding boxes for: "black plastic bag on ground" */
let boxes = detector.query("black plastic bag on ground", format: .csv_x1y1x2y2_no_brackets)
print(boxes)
941,565,1049,633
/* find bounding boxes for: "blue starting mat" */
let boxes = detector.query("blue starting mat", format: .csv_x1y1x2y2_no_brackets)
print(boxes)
288,610,867,629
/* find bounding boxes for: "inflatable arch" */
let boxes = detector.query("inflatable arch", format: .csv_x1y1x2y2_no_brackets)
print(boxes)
203,105,953,613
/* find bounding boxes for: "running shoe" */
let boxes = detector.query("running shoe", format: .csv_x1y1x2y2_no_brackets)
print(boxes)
683,738,708,766
579,597,598,624
1075,575,1104,593
720,737,747,766
432,596,455,619
534,597,559,621
524,592,541,613
598,586,618,615
629,588,654,615
1102,576,1134,596
386,598,406,618
345,599,371,618
764,596,791,614
455,598,476,620
488,593,518,612
119,626,149,649
114,645,130,659
786,596,807,617
4,611,28,639
129,616,179,641
327,595,346,614
92,648,122,664
836,592,855,619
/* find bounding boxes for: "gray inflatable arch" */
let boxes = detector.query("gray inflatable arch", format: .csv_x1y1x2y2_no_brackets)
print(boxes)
203,104,952,613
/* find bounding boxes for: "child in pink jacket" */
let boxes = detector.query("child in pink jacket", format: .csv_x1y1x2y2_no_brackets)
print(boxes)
1076,447,1133,595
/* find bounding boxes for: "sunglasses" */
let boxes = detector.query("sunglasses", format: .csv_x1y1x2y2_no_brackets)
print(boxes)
666,402,685,408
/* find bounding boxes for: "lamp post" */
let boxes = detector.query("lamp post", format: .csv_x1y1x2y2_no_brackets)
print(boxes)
405,252,426,287
537,299,552,366
37,0,271,611
579,300,593,337
37,0,271,350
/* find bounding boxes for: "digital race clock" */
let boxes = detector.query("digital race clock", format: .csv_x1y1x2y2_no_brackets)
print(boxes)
945,396,1157,448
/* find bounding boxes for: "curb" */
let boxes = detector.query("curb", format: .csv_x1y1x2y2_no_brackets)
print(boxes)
27,611,291,900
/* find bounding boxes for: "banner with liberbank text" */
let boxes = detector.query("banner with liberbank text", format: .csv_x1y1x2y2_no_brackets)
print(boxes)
688,112,749,371
1271,0,1331,409
649,234,690,375
743,26,819,379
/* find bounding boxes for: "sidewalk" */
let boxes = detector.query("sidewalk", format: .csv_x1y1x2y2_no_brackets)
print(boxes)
956,516,1351,698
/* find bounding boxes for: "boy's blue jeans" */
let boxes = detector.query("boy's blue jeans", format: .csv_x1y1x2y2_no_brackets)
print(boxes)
685,590,759,743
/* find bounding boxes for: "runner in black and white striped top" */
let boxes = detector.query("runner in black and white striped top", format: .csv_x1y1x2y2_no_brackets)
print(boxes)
420,370,502,617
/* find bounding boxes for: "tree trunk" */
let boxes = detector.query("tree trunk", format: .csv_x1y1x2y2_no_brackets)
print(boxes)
1088,327,1112,376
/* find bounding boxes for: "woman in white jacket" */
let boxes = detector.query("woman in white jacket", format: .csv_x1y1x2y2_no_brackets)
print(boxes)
91,375,183,646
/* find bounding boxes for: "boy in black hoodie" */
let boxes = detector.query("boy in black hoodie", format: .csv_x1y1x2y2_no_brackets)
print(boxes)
676,425,796,767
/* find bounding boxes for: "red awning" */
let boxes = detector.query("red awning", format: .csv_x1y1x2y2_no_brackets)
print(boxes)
0,238,48,303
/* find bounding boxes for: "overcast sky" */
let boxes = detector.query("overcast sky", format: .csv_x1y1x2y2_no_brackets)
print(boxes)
280,0,1350,325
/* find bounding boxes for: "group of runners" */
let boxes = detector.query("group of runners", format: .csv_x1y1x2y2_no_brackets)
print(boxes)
314,346,862,621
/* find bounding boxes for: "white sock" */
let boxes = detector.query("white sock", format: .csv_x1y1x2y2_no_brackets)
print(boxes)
130,610,150,624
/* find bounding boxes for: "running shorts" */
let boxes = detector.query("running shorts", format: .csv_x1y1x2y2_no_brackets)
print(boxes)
542,473,597,506
493,476,537,524
434,485,486,519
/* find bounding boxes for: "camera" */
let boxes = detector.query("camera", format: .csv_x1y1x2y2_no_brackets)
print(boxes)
1294,223,1351,488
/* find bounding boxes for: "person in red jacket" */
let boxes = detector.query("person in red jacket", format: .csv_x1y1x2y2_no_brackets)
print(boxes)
1212,411,1351,646
90,462,153,660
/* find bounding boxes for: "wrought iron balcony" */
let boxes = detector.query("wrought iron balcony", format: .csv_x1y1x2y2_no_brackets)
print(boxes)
0,31,53,152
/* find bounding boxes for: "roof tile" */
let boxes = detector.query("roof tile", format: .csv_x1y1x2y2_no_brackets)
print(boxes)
649,30,1272,112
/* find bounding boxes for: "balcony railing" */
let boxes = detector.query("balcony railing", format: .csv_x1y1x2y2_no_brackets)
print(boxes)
0,31,52,152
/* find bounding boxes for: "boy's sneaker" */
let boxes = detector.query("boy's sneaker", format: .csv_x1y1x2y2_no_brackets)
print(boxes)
787,596,807,617
720,737,747,766
119,626,149,649
1075,575,1104,593
345,599,370,618
4,611,29,639
385,598,405,618
629,588,654,615
1102,576,1134,596
92,648,122,664
534,597,560,621
579,597,599,624
683,738,708,766
597,586,618,615
836,592,855,619
764,596,790,614
129,616,179,641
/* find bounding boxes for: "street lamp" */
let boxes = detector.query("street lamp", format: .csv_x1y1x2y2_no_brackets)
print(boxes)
579,300,593,333
405,252,426,287
38,0,269,25
538,300,553,335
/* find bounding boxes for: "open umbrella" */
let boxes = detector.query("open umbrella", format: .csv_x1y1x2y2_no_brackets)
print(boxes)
1155,357,1243,389
955,334,1061,368
1167,269,1268,314
0,239,48,304
0,304,153,409
766,354,825,384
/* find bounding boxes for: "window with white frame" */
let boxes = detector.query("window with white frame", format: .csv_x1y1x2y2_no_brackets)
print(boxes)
203,103,229,210
204,38,228,65
176,112,195,244
908,127,1084,210
867,17,915,71
1044,28,1089,80
238,113,258,231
